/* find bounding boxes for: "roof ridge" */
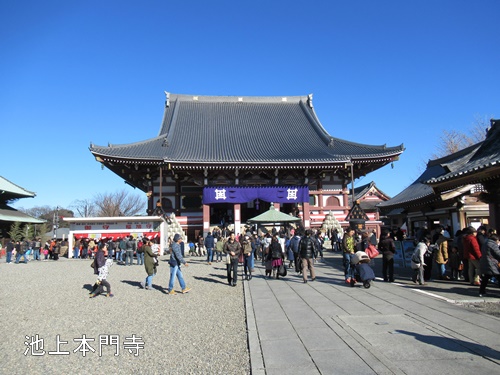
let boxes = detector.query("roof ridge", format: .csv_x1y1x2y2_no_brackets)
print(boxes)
168,93,310,103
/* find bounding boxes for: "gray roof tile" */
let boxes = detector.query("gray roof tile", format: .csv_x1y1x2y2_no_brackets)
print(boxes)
90,93,404,165
426,120,500,185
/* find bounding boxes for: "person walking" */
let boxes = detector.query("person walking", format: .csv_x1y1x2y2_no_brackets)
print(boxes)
479,234,500,297
90,244,114,297
223,232,242,286
167,234,191,295
299,229,317,283
269,234,284,279
141,239,159,291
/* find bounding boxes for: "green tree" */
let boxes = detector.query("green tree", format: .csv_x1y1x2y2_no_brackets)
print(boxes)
8,222,24,241
18,206,74,228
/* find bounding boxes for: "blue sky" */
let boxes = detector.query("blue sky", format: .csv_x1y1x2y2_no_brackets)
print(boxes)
1,0,499,212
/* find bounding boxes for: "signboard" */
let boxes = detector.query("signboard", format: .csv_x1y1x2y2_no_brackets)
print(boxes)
402,240,416,268
69,221,159,231
202,186,309,204
393,241,404,268
393,240,416,268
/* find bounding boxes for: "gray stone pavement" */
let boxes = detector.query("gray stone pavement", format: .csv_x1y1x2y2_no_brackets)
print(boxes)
244,252,500,375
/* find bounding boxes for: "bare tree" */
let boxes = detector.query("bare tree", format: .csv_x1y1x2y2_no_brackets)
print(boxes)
431,115,490,159
92,190,146,217
18,206,73,228
70,198,97,218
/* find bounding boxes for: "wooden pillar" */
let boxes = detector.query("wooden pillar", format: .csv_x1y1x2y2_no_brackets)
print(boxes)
203,204,210,236
234,203,241,235
175,178,181,216
303,201,310,228
482,179,500,231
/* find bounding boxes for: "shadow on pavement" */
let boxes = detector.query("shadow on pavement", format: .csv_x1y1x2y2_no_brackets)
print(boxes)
396,330,500,361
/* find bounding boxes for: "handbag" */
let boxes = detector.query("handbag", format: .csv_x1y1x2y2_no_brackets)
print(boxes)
365,244,379,259
90,260,95,268
278,263,287,277
238,252,244,263
226,254,231,265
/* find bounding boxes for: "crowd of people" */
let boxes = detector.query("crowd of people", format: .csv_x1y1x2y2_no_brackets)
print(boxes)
3,222,500,300
4,238,69,263
408,225,500,297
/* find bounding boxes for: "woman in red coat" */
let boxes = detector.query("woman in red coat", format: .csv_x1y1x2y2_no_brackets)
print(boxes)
462,227,482,285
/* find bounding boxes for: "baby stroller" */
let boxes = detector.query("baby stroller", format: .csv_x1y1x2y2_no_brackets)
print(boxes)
350,251,376,288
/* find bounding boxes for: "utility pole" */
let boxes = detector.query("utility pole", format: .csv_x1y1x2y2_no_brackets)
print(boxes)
53,206,59,238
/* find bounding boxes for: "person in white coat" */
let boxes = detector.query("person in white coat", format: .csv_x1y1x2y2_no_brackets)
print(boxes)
411,235,431,285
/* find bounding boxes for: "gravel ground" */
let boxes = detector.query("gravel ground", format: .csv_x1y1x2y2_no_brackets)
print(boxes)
0,256,250,375
459,301,500,318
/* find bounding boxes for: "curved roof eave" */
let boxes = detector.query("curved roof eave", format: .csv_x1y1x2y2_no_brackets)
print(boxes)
89,92,405,165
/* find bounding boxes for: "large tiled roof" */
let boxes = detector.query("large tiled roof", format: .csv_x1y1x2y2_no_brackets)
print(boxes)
0,176,36,201
90,93,404,165
426,120,500,186
378,144,481,208
0,205,44,224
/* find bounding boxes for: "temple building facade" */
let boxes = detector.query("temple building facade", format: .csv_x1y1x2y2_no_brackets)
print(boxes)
378,119,500,236
90,93,404,238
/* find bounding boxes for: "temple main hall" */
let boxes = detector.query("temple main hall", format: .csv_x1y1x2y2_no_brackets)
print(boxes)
90,92,404,238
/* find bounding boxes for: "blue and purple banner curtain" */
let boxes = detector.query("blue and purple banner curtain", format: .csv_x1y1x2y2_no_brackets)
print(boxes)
202,186,309,204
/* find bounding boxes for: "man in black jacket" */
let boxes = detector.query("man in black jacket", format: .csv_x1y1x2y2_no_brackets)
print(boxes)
299,229,317,283
379,229,396,282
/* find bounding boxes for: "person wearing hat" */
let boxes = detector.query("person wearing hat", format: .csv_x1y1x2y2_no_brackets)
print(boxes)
167,234,191,295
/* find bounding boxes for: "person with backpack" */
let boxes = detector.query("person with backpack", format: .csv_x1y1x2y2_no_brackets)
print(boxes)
269,234,284,279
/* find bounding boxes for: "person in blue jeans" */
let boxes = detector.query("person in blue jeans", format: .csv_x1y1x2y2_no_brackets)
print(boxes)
15,241,29,264
6,240,14,263
168,234,191,295
140,239,159,290
205,232,215,265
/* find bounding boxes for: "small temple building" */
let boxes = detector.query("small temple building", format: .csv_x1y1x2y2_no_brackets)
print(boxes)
378,119,500,236
0,176,44,239
90,92,404,238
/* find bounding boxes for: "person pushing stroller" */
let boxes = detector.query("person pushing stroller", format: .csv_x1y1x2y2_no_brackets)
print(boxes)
350,251,375,288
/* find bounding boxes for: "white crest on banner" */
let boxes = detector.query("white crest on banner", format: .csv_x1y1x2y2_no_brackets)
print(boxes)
214,189,227,200
286,188,298,200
